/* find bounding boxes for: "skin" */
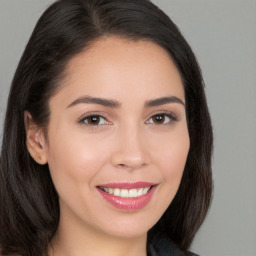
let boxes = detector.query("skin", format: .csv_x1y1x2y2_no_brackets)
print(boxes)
26,37,190,256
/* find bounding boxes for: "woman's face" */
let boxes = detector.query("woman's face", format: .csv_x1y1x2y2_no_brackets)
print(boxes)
41,37,189,239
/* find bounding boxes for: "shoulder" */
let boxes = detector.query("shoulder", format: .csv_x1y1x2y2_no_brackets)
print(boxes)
147,233,199,256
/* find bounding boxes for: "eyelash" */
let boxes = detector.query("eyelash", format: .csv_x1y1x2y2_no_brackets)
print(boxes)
146,112,178,125
78,111,177,129
78,114,111,129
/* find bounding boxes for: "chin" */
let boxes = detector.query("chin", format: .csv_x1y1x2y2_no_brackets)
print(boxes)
95,212,160,239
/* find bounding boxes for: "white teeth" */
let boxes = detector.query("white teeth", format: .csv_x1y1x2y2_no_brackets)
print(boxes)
137,188,143,197
114,188,120,196
121,189,129,197
129,189,137,198
143,187,149,194
101,187,151,198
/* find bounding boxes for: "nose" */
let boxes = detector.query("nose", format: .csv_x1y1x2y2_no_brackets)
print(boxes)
111,127,150,170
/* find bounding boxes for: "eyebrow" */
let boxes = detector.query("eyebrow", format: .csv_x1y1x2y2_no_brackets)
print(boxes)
67,95,185,109
67,96,121,108
144,96,185,107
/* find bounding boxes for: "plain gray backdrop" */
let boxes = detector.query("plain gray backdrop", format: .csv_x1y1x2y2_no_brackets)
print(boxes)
0,1,255,256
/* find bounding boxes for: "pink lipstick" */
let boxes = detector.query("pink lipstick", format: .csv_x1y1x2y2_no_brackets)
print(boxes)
97,182,156,210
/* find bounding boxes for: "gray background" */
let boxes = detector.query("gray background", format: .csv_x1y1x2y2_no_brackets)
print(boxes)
0,1,255,255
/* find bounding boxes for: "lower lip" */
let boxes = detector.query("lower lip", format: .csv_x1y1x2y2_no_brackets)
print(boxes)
97,186,156,210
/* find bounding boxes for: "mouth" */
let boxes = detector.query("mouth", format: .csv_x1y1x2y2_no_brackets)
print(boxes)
98,186,152,198
96,182,156,210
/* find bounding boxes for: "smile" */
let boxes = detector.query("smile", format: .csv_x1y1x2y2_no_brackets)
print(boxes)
97,182,156,210
99,187,151,198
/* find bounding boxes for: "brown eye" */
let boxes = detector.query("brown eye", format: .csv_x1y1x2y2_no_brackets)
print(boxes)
87,116,101,125
152,114,166,124
81,115,107,126
147,113,176,125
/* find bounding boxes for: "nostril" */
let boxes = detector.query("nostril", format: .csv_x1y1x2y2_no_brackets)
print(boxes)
111,146,150,169
117,163,129,168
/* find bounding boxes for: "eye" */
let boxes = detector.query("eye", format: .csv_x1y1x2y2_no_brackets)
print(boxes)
146,113,177,125
79,115,109,126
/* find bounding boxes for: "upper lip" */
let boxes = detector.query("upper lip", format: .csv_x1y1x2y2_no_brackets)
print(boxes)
97,182,156,189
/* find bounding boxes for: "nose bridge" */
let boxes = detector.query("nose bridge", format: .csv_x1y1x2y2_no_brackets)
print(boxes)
111,121,149,169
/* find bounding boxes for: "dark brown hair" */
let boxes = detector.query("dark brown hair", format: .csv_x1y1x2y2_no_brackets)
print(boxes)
0,0,213,255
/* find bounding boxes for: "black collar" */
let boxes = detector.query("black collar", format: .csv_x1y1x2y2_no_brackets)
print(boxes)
147,234,199,256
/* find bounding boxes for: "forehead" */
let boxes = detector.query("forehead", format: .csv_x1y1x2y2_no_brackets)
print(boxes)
51,36,185,106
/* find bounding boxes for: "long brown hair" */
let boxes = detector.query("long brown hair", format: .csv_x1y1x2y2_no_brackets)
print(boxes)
0,0,213,255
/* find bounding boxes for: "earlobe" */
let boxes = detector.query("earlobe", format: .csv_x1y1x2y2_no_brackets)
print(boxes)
24,111,48,165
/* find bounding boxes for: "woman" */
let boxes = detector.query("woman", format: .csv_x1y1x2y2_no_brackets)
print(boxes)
0,0,213,255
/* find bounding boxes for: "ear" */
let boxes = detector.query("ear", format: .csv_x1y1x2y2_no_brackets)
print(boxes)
24,111,48,165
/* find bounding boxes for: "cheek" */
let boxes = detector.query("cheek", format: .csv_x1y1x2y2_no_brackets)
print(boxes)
152,129,190,188
143,128,190,219
46,130,109,192
163,140,189,173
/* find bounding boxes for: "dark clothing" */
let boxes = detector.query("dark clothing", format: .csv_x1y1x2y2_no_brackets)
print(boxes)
147,234,199,256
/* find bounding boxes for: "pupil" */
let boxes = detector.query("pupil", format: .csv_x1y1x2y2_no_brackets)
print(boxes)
89,116,100,125
154,115,164,124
